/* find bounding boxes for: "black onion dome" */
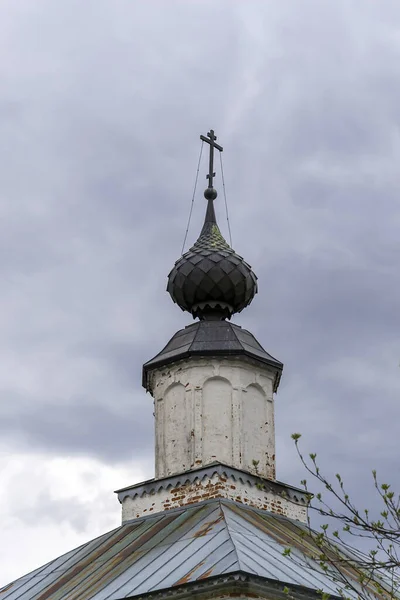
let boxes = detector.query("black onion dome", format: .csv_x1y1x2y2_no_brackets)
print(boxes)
167,197,258,320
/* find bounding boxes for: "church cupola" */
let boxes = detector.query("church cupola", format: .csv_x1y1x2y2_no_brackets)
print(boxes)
143,129,283,485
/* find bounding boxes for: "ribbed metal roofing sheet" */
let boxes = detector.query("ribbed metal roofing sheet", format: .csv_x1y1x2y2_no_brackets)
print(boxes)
0,500,384,600
143,320,283,391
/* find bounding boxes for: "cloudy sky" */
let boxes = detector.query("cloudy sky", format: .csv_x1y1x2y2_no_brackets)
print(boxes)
1,0,400,586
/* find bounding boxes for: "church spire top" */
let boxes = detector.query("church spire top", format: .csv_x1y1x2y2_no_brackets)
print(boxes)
167,129,257,320
199,129,223,227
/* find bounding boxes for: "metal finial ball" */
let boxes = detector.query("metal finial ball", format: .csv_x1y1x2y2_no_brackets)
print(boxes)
204,187,218,200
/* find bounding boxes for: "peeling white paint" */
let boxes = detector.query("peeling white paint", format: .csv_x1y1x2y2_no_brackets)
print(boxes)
148,357,278,480
121,471,307,523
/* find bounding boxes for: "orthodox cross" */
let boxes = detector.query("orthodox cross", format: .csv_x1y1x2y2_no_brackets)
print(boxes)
200,129,223,189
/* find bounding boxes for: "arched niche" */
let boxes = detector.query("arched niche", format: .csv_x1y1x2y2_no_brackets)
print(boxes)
242,383,268,474
202,377,232,465
163,382,190,472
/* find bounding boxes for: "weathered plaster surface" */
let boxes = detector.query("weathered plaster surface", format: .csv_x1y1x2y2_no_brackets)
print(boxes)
118,465,308,523
148,357,277,480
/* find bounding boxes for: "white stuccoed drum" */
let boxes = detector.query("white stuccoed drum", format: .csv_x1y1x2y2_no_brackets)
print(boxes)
147,356,277,480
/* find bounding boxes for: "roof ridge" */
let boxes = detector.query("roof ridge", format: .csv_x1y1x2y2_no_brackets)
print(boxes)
220,501,243,572
230,323,243,346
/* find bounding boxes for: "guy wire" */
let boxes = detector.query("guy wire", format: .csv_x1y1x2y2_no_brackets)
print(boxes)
181,141,204,255
219,151,233,247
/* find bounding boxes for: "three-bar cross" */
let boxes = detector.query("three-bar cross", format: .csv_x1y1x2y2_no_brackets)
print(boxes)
200,129,223,189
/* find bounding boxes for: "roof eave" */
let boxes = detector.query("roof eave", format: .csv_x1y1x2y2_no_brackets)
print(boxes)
123,570,343,600
142,349,283,393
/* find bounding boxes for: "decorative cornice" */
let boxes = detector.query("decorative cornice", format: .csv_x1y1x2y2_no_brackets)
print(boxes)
115,462,308,506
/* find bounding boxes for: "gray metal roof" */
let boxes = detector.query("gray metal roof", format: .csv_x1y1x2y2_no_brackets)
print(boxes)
143,321,283,392
1,499,383,600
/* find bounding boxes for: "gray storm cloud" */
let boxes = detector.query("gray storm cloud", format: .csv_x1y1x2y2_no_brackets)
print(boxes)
0,0,399,582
